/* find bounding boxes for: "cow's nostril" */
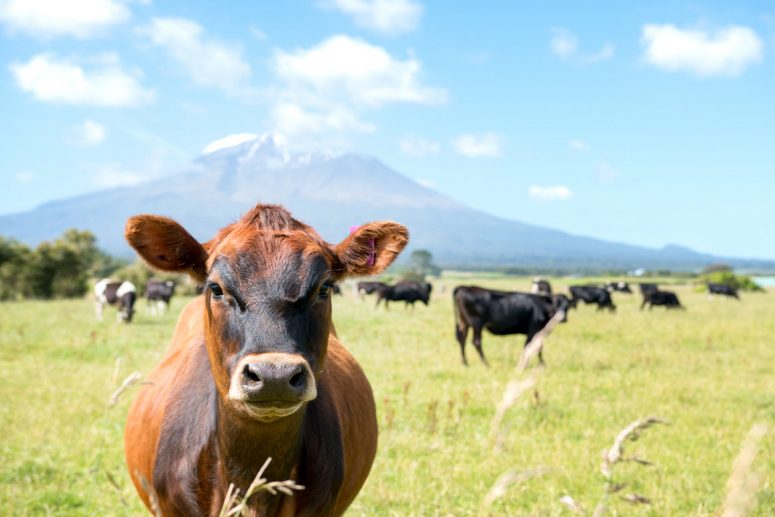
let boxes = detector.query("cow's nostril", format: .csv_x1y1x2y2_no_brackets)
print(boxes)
289,370,305,389
243,364,260,383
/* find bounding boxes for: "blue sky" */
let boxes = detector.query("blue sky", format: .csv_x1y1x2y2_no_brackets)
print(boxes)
1,0,773,258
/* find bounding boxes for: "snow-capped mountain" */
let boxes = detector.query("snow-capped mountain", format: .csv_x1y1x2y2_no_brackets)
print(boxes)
1,133,770,270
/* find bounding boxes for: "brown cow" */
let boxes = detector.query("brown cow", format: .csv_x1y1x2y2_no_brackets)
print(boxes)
123,204,408,516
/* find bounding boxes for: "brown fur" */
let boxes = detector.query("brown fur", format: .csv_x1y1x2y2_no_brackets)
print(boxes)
124,204,407,516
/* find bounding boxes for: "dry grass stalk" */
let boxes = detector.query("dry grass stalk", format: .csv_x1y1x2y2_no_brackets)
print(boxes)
218,457,305,517
488,376,536,451
720,423,768,517
478,467,549,515
427,400,439,434
111,356,122,385
383,396,395,429
515,310,565,372
601,416,667,478
594,416,667,516
487,310,565,454
104,469,129,507
559,494,585,514
108,371,143,407
620,493,652,505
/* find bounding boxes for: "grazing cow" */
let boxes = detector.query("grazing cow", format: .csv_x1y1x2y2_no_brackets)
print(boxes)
375,281,431,309
638,283,659,296
569,285,616,312
332,283,343,296
531,277,552,296
605,281,632,293
707,282,739,299
453,286,570,366
95,279,137,323
145,279,176,315
641,290,684,310
123,204,408,516
356,281,387,299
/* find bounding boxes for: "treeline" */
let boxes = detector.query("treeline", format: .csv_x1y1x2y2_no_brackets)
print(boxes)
0,230,126,300
0,229,194,301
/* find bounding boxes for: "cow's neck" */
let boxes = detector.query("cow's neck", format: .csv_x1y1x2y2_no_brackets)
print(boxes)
215,399,306,515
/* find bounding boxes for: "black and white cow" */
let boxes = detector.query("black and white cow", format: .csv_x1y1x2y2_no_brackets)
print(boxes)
356,281,387,299
376,281,432,309
641,289,684,310
569,285,616,312
707,282,739,300
531,277,552,296
95,279,137,323
605,281,632,293
145,279,176,315
453,286,571,366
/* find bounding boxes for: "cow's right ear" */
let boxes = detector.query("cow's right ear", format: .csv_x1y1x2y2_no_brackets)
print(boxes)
125,215,208,283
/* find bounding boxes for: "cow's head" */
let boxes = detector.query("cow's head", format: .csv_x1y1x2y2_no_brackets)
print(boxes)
125,204,408,422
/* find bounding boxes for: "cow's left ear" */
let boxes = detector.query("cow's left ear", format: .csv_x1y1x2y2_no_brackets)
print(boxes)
125,214,209,283
334,222,409,277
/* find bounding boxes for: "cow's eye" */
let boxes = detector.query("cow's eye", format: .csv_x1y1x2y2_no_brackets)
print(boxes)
318,281,332,300
208,283,224,299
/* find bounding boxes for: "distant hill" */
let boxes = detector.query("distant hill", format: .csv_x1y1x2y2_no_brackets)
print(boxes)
1,133,772,271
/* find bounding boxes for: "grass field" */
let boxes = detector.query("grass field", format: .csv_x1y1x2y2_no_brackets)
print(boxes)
1,274,773,515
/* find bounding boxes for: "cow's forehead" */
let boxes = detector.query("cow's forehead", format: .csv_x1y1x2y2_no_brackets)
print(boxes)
208,228,334,292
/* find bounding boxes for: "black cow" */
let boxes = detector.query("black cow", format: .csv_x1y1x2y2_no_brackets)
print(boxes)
638,283,659,296
707,282,739,299
95,279,137,323
569,285,616,311
376,281,431,309
453,286,570,366
357,281,387,298
531,278,552,296
605,281,632,293
146,279,176,315
641,290,684,310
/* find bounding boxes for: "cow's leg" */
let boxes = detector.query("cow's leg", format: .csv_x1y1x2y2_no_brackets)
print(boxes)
95,301,103,321
455,322,470,366
640,299,647,311
525,330,546,365
472,325,489,367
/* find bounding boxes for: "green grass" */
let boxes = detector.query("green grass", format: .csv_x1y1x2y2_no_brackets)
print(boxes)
1,275,773,515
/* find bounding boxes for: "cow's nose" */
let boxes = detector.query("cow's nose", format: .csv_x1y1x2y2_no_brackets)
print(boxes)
241,361,308,402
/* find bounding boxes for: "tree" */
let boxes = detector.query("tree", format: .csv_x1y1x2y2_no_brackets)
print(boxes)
400,249,441,282
0,237,33,300
26,229,104,298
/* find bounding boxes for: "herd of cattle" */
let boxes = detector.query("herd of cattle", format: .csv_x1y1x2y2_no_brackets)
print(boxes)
91,204,755,516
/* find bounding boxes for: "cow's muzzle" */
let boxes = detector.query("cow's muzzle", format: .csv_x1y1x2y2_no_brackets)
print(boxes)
228,353,317,422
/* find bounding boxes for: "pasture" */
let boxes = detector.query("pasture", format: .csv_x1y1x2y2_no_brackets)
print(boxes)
1,275,773,515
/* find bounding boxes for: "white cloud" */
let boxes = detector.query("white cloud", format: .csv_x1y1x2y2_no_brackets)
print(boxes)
529,185,573,201
417,178,435,188
0,0,129,38
202,133,259,154
138,18,251,95
15,171,35,183
274,34,446,107
399,135,440,157
322,0,422,35
551,28,614,64
641,24,763,77
452,133,502,158
270,101,375,136
10,53,154,107
597,161,618,182
94,163,146,188
72,119,107,146
569,139,589,152
551,28,578,58
268,34,444,138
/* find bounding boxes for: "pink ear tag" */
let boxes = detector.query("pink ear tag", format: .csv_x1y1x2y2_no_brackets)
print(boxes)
349,226,377,267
